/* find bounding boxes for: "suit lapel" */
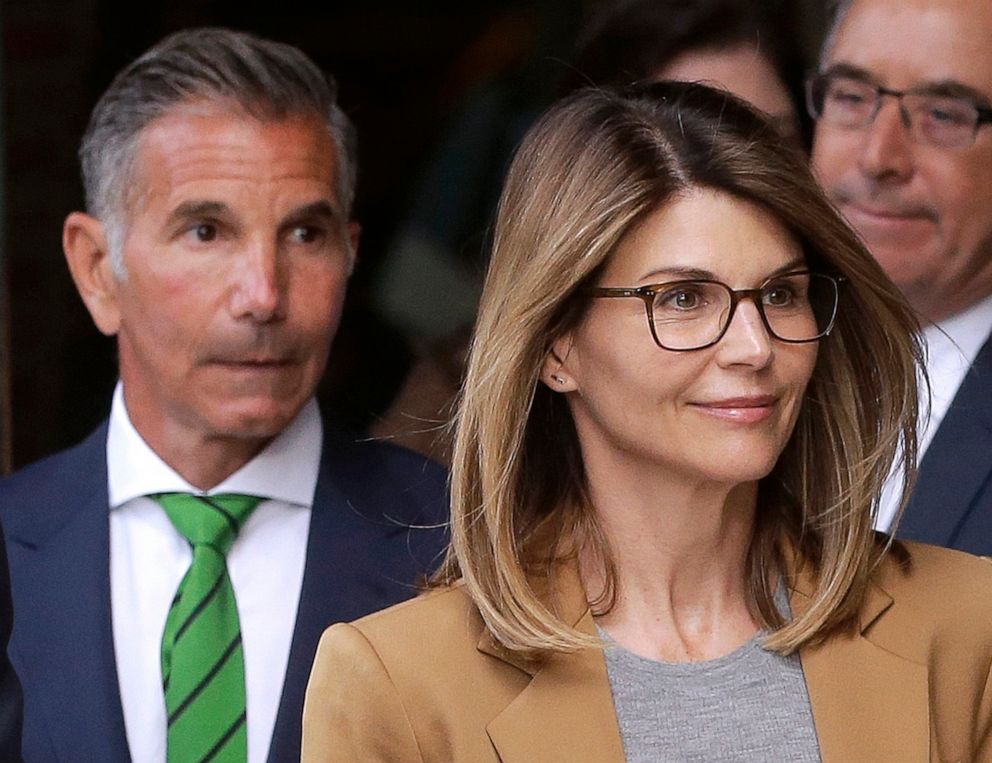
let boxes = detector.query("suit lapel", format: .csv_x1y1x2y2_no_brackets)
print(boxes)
6,425,130,761
899,331,992,546
268,449,354,762
795,576,930,762
268,435,441,762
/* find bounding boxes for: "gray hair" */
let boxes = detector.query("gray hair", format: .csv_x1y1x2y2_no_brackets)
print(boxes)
819,0,855,66
79,27,358,275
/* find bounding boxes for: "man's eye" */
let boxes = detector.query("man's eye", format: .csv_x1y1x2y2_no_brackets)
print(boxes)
290,225,323,244
191,223,217,242
825,79,873,109
924,100,972,126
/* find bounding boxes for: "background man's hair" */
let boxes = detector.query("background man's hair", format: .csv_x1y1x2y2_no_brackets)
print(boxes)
819,0,855,66
79,27,358,274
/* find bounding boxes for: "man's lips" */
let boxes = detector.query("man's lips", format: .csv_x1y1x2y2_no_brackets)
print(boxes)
841,201,936,226
689,395,778,423
210,358,296,369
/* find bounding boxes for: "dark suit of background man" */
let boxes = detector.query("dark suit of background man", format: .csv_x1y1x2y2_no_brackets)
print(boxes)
809,0,992,555
0,528,23,762
0,28,447,762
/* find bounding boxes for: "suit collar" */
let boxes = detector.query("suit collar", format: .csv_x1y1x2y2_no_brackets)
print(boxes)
477,553,929,763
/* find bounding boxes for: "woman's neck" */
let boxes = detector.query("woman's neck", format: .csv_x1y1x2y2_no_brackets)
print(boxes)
581,463,762,663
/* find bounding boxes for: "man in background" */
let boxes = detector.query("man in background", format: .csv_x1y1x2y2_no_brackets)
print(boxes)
810,0,992,554
0,28,446,762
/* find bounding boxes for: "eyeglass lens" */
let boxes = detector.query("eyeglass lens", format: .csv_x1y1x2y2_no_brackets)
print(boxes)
812,74,981,148
650,273,838,350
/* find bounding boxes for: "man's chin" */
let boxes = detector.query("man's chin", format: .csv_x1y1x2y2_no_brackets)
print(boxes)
204,398,307,442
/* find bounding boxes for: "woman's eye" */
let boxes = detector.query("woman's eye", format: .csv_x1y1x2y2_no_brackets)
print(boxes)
764,287,794,307
658,288,703,311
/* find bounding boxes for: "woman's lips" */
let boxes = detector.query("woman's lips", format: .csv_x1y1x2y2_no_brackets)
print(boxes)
689,395,777,423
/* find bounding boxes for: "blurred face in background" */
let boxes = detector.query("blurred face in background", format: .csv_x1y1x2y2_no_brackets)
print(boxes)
811,0,992,323
655,43,800,140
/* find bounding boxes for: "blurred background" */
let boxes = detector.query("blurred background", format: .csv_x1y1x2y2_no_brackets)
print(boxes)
0,0,830,472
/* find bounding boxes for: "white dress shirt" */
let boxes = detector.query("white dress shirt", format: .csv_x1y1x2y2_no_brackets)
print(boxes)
107,383,321,763
875,293,992,533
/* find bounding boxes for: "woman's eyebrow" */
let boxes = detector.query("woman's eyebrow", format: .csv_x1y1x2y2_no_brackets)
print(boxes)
638,256,806,284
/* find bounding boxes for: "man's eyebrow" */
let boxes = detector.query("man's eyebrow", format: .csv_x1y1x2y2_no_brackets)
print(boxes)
822,63,992,107
820,63,878,84
914,80,992,108
282,200,338,224
165,200,230,228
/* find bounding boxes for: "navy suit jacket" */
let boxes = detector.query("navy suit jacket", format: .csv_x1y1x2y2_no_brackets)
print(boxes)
897,330,992,555
0,421,449,762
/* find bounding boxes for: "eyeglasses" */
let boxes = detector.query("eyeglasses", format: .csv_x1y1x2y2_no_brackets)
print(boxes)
586,270,843,351
806,72,992,149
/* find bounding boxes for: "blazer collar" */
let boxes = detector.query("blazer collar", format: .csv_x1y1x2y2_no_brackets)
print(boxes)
478,555,930,763
478,564,627,762
793,557,931,762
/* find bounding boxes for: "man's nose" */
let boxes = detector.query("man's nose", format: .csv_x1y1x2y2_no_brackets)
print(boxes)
858,99,914,182
716,298,773,369
230,240,285,322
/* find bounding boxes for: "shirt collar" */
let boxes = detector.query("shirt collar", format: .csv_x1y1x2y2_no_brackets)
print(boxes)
106,382,323,510
922,291,992,373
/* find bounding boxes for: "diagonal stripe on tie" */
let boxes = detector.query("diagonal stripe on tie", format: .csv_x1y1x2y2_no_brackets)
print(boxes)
168,633,242,725
202,710,248,763
152,492,262,763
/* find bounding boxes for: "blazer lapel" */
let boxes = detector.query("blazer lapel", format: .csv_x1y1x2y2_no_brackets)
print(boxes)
795,577,930,762
899,332,992,547
480,566,626,763
6,425,130,761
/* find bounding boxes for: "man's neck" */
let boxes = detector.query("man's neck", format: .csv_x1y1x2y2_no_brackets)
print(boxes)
120,394,273,490
139,432,270,490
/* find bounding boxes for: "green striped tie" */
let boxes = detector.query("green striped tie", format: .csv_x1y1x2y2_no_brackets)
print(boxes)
154,493,262,763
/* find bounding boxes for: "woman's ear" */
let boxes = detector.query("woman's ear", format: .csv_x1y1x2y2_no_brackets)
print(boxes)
540,335,578,392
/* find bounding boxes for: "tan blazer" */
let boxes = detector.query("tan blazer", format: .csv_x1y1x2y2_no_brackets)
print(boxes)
303,543,992,762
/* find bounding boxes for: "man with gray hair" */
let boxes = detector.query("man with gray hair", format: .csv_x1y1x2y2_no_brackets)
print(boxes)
0,28,447,762
808,0,992,554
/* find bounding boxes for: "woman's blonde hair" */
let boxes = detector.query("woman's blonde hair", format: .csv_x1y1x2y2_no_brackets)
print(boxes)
436,81,922,655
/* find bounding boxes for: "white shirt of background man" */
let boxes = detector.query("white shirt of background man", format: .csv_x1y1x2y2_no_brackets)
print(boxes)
107,382,320,763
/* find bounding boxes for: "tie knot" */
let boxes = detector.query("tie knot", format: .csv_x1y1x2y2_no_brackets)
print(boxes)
153,493,263,554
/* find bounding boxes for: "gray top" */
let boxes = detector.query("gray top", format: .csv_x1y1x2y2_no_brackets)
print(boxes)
601,615,821,762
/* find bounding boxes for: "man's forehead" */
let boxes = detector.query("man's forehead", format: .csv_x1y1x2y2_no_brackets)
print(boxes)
827,0,992,98
126,105,340,216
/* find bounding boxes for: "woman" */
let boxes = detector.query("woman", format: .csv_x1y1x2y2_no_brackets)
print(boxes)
303,82,992,762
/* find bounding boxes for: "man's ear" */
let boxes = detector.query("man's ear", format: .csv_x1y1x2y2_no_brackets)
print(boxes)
63,212,122,336
540,335,578,392
346,221,361,276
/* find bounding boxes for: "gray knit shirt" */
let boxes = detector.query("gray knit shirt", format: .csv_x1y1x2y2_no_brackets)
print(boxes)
600,618,821,762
